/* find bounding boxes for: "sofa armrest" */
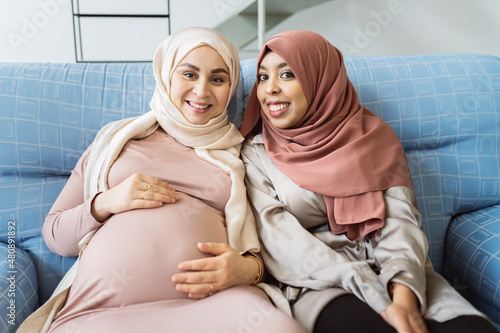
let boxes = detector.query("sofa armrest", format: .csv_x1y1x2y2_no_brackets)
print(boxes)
443,204,500,325
0,242,39,333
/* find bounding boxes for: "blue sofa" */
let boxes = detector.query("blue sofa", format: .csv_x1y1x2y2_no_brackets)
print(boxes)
1,54,500,332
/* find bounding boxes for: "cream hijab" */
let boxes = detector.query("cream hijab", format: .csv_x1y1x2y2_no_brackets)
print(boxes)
83,26,259,253
17,27,261,333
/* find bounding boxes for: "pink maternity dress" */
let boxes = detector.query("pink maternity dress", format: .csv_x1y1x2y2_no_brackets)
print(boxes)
43,129,304,333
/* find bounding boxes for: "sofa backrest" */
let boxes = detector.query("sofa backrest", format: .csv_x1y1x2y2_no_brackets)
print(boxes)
0,63,154,303
345,54,500,271
1,54,499,303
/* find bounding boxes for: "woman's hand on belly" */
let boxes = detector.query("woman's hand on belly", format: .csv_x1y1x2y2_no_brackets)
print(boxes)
91,173,180,222
172,242,260,299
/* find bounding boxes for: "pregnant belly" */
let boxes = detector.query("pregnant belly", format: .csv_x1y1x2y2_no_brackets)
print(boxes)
68,194,227,308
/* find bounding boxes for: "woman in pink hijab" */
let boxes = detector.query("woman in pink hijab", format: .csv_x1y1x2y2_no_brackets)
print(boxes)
241,30,496,333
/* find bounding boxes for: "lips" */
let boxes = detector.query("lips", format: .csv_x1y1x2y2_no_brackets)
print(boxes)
267,102,290,118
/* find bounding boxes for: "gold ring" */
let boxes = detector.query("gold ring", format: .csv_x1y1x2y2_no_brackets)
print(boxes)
145,183,151,190
141,191,145,199
208,283,214,296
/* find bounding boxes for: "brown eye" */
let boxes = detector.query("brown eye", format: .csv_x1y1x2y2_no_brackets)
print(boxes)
211,77,225,84
280,71,295,79
258,73,268,82
182,72,196,79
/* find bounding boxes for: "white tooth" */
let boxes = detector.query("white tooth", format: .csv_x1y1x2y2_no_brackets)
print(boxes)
191,103,208,109
189,102,208,109
269,103,288,112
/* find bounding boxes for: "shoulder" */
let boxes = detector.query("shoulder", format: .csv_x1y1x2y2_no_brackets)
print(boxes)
384,186,416,204
72,144,93,178
241,134,266,161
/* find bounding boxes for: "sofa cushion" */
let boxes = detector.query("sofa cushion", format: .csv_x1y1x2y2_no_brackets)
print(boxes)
443,204,500,325
0,242,38,332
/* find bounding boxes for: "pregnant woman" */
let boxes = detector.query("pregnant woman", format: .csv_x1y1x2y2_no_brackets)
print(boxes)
17,27,304,333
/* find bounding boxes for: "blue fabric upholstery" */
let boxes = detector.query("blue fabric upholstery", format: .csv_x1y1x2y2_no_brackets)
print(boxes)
0,243,38,332
444,205,500,325
1,54,499,331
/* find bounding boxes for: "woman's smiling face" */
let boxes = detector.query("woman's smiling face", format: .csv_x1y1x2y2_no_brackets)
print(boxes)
170,45,231,125
256,51,308,129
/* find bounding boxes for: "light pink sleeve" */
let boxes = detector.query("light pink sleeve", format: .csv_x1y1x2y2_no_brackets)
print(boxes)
42,146,103,257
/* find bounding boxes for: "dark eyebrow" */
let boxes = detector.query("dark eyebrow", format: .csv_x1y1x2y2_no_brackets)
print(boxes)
259,62,288,70
178,63,228,76
211,68,229,76
178,63,199,71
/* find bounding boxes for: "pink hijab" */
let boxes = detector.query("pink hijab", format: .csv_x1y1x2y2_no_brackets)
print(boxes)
240,30,415,240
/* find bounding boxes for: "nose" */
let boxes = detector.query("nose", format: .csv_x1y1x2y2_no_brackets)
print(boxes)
265,76,280,95
193,80,210,98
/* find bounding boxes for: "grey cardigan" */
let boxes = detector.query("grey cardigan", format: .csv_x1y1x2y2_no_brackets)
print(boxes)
242,134,484,332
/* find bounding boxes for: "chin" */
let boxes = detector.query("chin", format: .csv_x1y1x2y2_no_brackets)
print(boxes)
188,117,209,125
269,120,287,129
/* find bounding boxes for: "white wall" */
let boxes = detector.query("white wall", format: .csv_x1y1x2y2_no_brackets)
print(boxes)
1,0,499,63
243,0,500,58
0,0,74,62
0,0,252,62
169,0,254,33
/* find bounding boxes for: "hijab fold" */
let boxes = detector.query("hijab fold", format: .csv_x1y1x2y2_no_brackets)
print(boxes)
240,30,414,240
